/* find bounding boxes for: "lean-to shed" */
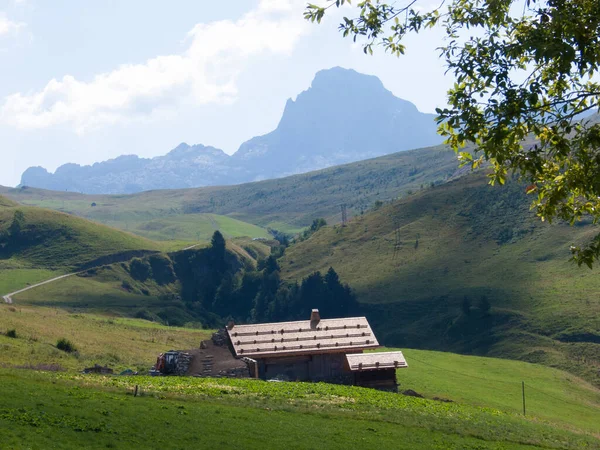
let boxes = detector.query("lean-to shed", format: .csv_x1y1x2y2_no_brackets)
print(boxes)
226,309,407,389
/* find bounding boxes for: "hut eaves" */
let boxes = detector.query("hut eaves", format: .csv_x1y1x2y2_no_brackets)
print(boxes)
345,351,408,371
227,316,379,358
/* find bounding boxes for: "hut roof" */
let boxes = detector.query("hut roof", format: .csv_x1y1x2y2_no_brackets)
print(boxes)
345,351,408,371
227,313,379,358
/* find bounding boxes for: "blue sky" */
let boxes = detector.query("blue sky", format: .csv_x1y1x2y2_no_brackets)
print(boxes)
0,0,450,187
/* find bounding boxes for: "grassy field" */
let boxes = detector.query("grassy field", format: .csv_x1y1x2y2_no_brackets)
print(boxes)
281,172,600,386
8,240,267,326
0,302,210,372
1,300,597,438
0,203,172,270
0,198,197,302
0,295,597,448
1,144,460,233
0,267,63,295
1,368,598,449
395,349,600,434
132,213,271,241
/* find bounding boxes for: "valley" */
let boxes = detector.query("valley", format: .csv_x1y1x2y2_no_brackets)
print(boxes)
2,141,600,449
2,144,459,234
2,1,600,447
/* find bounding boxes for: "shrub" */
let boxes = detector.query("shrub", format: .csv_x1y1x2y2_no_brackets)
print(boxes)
56,338,77,353
148,254,176,285
5,329,17,338
129,258,152,281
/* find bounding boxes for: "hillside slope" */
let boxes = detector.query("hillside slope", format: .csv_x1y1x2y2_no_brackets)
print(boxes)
0,204,166,270
2,144,460,233
280,172,600,385
0,200,176,295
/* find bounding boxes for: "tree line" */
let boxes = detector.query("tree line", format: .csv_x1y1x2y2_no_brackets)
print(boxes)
130,230,358,327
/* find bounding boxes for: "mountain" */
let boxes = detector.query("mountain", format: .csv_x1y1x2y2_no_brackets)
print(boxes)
231,67,442,180
21,143,230,195
19,67,442,194
5,144,461,234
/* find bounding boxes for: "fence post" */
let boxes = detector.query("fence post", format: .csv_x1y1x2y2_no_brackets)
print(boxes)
522,381,526,416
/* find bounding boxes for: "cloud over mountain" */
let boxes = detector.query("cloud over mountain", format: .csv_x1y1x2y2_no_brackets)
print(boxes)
0,0,309,133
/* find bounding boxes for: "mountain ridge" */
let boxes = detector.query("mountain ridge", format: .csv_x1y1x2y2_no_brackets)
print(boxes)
20,67,443,194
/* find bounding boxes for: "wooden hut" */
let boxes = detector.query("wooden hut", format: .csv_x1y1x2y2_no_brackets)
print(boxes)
226,309,407,389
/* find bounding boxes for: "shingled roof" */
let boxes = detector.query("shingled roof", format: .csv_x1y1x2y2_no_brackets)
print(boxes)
226,310,379,358
345,351,408,371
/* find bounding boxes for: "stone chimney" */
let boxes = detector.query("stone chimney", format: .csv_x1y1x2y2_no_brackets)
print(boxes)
310,309,320,328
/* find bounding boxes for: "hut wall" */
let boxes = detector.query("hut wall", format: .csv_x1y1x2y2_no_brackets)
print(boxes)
353,368,397,391
257,352,353,383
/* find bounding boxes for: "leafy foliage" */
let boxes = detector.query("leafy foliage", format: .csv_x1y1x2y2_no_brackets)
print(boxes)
5,329,17,338
306,0,600,266
56,338,77,353
129,258,152,282
147,254,176,285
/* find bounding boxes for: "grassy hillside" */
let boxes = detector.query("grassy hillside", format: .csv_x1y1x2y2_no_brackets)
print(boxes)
0,199,189,301
395,348,600,434
1,145,460,233
1,298,597,437
1,365,597,449
281,172,600,386
133,213,270,241
0,204,171,270
0,194,17,207
0,303,210,372
9,239,270,327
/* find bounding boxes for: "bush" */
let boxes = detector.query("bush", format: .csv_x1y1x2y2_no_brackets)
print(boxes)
148,254,176,285
129,258,152,281
56,338,77,353
5,329,17,338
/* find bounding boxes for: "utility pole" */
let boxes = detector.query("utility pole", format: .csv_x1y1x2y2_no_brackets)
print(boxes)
522,381,526,416
341,204,348,226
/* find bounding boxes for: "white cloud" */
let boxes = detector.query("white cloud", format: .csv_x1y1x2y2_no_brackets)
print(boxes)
0,2,309,133
0,12,24,36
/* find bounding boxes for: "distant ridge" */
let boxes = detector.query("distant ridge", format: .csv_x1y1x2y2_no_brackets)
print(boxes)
20,67,443,194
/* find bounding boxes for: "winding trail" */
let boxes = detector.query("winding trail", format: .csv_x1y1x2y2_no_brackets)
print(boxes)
2,273,79,304
2,242,203,305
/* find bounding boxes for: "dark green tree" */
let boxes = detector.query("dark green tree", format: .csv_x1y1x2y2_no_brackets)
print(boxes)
478,295,492,315
148,254,176,285
461,296,472,316
9,210,25,241
213,272,236,316
310,218,327,232
306,0,600,267
211,230,226,257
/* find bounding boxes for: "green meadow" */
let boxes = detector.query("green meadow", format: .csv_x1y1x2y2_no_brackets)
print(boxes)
0,365,597,450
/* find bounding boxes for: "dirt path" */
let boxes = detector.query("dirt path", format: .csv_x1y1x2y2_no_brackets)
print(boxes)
2,272,79,304
2,242,202,305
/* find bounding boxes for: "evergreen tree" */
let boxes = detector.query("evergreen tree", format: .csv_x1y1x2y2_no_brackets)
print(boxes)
478,296,492,315
264,255,280,274
213,272,236,316
9,210,25,244
461,296,472,316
